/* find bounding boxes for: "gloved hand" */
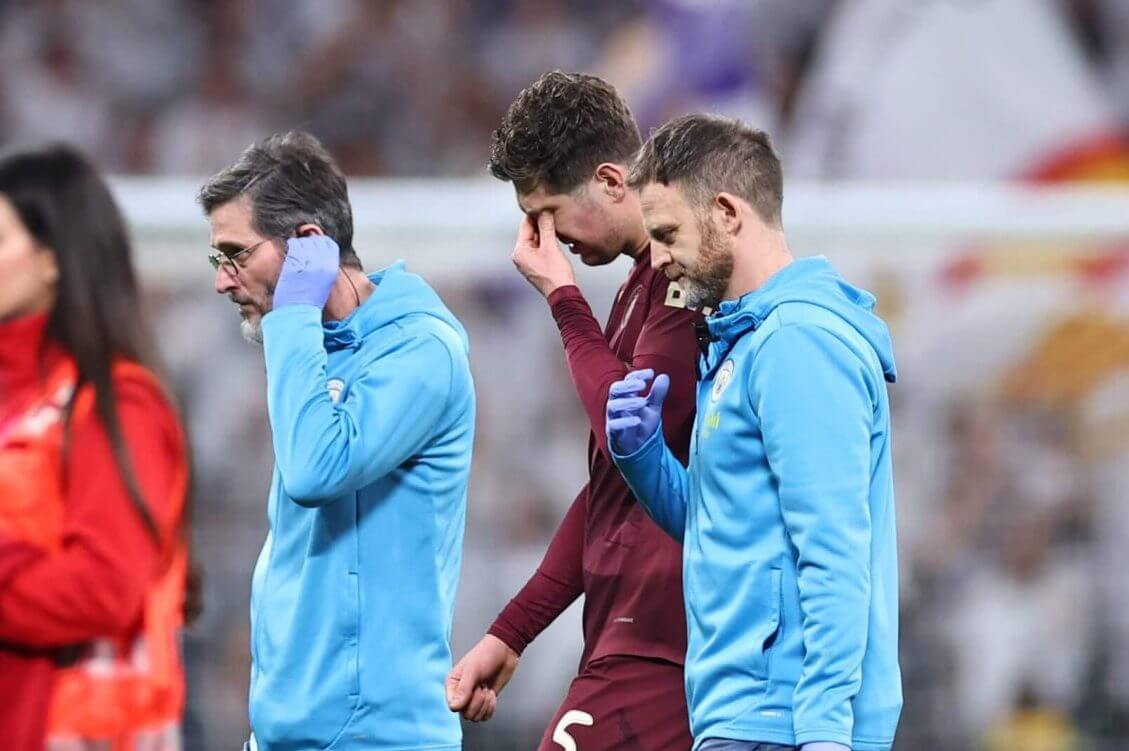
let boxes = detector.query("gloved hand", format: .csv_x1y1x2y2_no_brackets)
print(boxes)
606,368,669,456
273,235,340,309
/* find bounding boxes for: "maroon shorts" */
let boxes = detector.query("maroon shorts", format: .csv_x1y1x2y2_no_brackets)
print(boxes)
536,655,692,751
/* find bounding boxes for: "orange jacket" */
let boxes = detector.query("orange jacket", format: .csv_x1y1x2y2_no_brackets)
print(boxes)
0,312,188,751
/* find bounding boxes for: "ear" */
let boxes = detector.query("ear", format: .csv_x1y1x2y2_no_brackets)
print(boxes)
296,223,325,238
594,162,629,202
35,246,59,287
713,192,743,235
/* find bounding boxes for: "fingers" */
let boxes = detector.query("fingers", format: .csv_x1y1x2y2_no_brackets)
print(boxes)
607,415,643,432
445,664,471,711
536,211,555,236
608,380,643,398
646,373,671,407
608,369,654,397
285,235,340,270
625,368,655,384
517,214,538,245
607,395,646,417
536,211,556,248
482,688,498,721
463,685,497,722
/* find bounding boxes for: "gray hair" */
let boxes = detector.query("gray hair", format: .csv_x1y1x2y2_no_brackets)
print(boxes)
197,131,361,269
629,114,783,228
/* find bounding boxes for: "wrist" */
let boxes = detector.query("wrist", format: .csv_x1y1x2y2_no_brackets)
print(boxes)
486,621,527,657
485,633,519,659
538,277,573,298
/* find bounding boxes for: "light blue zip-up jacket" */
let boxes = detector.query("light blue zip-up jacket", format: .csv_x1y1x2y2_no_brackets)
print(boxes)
250,261,474,751
612,257,902,750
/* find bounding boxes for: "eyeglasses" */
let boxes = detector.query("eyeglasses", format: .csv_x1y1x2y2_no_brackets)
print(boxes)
207,237,273,273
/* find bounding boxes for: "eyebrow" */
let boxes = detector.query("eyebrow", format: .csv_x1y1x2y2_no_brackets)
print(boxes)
210,240,245,254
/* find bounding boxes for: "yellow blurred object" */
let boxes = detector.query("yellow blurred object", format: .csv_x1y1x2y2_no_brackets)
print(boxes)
1002,311,1129,407
982,707,1081,751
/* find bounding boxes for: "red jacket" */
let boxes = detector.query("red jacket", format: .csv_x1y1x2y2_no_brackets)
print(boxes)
489,252,701,669
0,312,188,750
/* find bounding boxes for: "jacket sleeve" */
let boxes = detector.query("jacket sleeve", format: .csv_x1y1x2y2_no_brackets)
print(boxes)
610,425,689,543
0,373,182,646
548,280,699,460
262,306,455,506
750,324,875,747
487,485,587,654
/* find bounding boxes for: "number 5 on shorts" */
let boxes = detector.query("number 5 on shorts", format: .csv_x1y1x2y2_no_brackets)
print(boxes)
552,709,595,751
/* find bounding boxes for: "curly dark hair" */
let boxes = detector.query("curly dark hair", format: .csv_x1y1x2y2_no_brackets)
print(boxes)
489,71,642,195
629,114,784,228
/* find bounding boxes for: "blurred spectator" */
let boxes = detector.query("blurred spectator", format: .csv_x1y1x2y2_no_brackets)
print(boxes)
151,50,272,174
0,3,112,159
0,145,193,750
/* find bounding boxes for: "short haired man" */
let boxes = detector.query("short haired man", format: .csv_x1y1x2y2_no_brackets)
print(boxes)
445,72,700,750
199,131,476,751
607,114,903,751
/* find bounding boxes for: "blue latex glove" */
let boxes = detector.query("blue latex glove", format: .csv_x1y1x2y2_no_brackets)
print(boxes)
273,235,340,309
803,744,851,751
606,368,669,455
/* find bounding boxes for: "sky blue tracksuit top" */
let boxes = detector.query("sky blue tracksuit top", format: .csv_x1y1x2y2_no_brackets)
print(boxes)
251,261,474,751
611,256,902,750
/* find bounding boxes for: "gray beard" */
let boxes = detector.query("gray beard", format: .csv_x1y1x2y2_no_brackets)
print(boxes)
680,277,721,311
241,315,263,345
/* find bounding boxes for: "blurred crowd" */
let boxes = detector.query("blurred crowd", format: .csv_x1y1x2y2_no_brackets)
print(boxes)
4,1,1129,750
3,0,1124,179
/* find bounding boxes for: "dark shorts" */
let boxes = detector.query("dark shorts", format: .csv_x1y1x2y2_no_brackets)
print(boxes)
536,655,692,751
697,742,797,751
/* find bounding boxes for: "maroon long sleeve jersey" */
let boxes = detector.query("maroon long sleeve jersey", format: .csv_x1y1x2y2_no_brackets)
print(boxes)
489,251,701,670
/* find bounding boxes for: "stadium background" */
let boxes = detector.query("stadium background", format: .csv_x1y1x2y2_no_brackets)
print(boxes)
3,1,1129,749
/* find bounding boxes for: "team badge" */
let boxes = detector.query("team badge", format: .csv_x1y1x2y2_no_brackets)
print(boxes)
664,280,686,308
711,359,735,402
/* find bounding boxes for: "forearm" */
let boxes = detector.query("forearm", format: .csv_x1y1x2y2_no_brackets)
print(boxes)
262,305,344,499
548,286,628,454
488,569,582,655
263,308,454,503
488,487,586,654
611,426,688,542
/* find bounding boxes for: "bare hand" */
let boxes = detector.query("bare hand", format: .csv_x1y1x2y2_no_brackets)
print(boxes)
511,212,576,298
445,634,520,722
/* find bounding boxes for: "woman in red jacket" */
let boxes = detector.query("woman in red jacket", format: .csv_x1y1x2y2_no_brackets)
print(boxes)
0,145,194,750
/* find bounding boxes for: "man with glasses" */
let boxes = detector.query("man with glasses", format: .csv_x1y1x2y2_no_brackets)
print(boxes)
198,131,477,751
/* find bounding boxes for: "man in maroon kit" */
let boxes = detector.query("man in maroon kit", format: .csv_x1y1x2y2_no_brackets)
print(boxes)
445,71,700,750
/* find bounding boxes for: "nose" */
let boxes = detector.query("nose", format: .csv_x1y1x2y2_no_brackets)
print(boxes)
649,243,672,273
214,265,238,295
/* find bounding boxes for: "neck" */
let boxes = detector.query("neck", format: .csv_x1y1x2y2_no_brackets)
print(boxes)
620,193,651,261
625,219,651,261
725,227,793,300
323,268,376,322
0,312,54,391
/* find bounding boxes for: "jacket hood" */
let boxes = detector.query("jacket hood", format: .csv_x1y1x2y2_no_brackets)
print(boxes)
321,261,469,354
704,256,897,382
